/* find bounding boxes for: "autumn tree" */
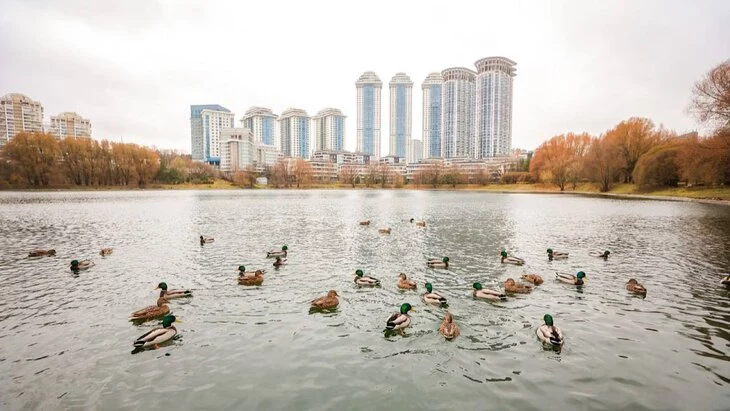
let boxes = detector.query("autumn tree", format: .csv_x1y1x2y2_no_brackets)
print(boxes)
584,136,622,192
2,132,60,186
633,140,683,188
365,164,379,188
293,159,312,188
530,132,591,191
378,164,392,188
603,118,662,183
442,165,464,188
339,164,356,187
690,59,730,132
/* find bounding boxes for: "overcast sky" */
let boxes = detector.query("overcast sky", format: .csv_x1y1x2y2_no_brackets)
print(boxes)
1,0,728,153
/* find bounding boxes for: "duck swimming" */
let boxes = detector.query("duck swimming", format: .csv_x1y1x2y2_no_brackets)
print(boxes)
28,249,56,257
353,269,380,286
556,271,586,286
536,314,563,350
267,245,288,258
311,290,339,309
378,228,391,234
130,297,170,321
521,274,544,285
423,282,447,305
386,303,414,331
626,279,647,297
133,314,179,351
239,270,264,286
427,257,449,269
439,312,460,340
397,273,417,289
500,251,524,265
199,235,214,245
238,265,266,279
156,282,192,299
547,248,568,261
273,257,286,267
472,282,507,301
410,218,426,227
70,259,94,271
504,278,532,294
590,250,610,259
99,248,113,256
722,276,730,289
359,220,371,226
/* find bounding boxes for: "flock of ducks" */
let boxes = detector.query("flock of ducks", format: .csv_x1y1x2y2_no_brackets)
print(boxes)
26,221,730,354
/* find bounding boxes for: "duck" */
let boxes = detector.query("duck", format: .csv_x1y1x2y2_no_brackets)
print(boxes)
626,279,647,296
273,257,287,267
397,273,417,290
28,249,56,257
504,278,532,294
267,245,288,258
156,282,192,299
556,271,586,286
311,290,339,309
521,274,544,285
133,314,180,351
70,259,94,271
500,251,525,265
590,250,610,259
378,228,391,234
427,257,449,269
472,282,507,301
199,235,214,245
130,296,170,321
536,314,563,349
386,303,414,331
359,220,371,226
239,270,264,286
99,248,113,256
438,311,460,340
410,218,426,227
423,282,448,305
547,248,568,261
238,265,266,279
722,276,730,289
353,269,380,286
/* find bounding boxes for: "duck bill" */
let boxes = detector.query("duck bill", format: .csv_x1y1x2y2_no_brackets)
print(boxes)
175,320,182,323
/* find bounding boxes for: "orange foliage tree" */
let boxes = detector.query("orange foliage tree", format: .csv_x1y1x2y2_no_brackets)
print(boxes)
3,132,60,186
603,118,662,183
530,132,591,191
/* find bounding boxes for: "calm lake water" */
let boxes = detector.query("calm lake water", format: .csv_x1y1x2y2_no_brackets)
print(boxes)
1,190,729,410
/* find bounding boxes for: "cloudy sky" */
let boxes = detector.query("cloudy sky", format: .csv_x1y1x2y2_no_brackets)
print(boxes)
1,0,728,152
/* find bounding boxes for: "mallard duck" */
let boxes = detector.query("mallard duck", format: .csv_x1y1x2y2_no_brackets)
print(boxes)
536,314,563,349
386,303,414,331
439,311,460,340
70,259,94,271
427,257,449,269
590,250,610,259
267,245,288,258
556,271,586,286
199,235,214,245
311,290,339,309
472,282,507,301
722,276,730,289
359,220,371,226
500,251,525,265
133,314,180,351
521,274,544,285
28,249,56,257
504,278,532,294
397,273,417,289
273,257,287,267
353,269,380,286
423,282,447,305
378,228,391,234
130,297,170,321
99,248,113,256
410,218,426,227
156,282,192,299
238,265,266,279
239,270,264,286
626,279,647,296
547,248,568,261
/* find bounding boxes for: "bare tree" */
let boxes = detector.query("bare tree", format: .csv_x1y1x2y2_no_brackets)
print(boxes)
690,59,730,132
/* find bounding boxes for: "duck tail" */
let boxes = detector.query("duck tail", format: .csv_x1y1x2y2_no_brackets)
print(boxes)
133,340,145,348
439,297,447,304
386,322,395,330
499,294,507,301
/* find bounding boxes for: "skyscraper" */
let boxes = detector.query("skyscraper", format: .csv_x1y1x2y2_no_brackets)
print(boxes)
421,72,443,159
388,72,413,161
279,108,310,159
441,67,476,158
312,108,346,152
0,93,44,147
355,71,382,159
49,112,92,139
240,107,277,146
190,104,235,165
475,57,517,157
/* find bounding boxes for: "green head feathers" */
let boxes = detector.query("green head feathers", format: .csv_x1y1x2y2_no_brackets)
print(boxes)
544,314,554,326
473,282,483,290
425,283,433,293
238,265,246,272
547,248,553,254
282,245,288,251
604,250,610,256
400,303,413,314
577,271,586,279
355,269,364,277
162,315,176,327
443,257,449,263
71,260,79,266
501,251,508,257
157,282,168,290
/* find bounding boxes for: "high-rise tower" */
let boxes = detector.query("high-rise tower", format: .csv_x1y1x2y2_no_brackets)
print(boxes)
278,108,311,159
421,73,443,159
475,57,516,157
388,72,413,161
440,67,476,158
312,108,346,152
355,71,382,159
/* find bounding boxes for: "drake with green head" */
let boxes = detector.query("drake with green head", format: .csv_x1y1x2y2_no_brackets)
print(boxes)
239,269,264,286
590,250,610,259
353,269,380,286
238,265,266,279
427,257,449,269
547,248,569,261
722,275,730,289
156,282,192,299
133,314,180,351
267,245,288,258
386,303,414,331
423,283,447,305
472,282,507,301
536,314,563,349
70,259,94,271
556,271,586,286
500,251,525,265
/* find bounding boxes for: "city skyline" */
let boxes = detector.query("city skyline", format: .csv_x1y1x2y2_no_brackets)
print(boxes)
1,1,728,153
